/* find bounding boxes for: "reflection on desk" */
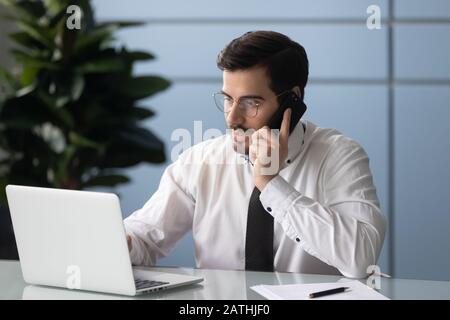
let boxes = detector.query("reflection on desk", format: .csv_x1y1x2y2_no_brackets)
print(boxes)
2,260,450,300
23,285,134,300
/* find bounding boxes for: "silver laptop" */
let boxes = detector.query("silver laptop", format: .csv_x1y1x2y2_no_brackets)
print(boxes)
6,184,203,296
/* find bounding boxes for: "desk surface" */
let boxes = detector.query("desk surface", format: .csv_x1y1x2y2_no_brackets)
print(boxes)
1,260,450,300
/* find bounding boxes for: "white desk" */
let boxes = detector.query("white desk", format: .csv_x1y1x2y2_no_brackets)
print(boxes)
1,260,450,300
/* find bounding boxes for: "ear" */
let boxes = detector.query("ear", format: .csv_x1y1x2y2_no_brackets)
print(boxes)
292,86,302,99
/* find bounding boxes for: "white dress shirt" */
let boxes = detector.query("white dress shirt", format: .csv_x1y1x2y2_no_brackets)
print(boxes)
124,120,386,278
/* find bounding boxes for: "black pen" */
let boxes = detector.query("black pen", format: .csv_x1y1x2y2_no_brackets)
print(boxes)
309,287,350,299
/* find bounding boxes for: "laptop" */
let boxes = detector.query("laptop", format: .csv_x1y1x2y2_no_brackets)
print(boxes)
6,184,203,296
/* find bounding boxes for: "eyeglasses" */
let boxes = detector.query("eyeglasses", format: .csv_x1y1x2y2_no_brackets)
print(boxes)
213,90,290,118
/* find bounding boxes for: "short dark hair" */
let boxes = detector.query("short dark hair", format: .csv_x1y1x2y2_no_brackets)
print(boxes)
217,30,309,100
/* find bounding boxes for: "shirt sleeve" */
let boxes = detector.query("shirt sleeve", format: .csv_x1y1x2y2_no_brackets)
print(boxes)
259,143,386,278
123,155,196,267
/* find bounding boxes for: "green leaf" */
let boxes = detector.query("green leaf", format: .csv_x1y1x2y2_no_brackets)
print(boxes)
0,118,42,129
70,73,85,101
12,50,58,70
82,174,130,188
122,50,155,61
15,83,36,97
90,106,156,127
42,0,71,15
20,64,39,87
9,31,46,50
117,126,164,151
48,6,68,28
34,72,84,106
48,103,73,126
0,13,16,21
0,95,50,129
98,126,165,168
74,25,117,55
77,57,127,73
35,90,75,127
97,21,146,29
129,106,155,120
69,132,100,149
1,0,46,22
16,21,54,48
118,76,171,100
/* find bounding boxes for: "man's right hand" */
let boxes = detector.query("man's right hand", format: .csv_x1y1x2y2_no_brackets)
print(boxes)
126,234,132,252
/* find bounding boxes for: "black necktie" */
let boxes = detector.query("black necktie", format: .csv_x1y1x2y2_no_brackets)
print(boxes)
245,187,274,271
244,122,305,272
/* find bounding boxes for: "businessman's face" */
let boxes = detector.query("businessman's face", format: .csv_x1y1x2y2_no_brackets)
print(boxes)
222,66,279,154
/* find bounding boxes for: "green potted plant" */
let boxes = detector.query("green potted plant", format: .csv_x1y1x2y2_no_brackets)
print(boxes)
0,0,170,258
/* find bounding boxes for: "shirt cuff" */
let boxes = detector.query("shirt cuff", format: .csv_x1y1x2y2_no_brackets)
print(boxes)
259,175,299,222
124,227,140,265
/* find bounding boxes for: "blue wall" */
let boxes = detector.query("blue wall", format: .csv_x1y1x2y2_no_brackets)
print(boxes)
91,0,450,281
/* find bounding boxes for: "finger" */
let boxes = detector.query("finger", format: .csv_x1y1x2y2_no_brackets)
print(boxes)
126,235,132,252
256,138,274,162
249,144,257,164
280,108,292,144
256,136,272,153
259,126,271,140
250,135,272,161
253,126,269,140
251,130,259,144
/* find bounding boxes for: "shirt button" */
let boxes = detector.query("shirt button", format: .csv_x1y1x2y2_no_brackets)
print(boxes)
295,237,301,242
266,207,272,212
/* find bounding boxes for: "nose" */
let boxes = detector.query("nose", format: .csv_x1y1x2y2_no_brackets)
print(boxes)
226,101,245,127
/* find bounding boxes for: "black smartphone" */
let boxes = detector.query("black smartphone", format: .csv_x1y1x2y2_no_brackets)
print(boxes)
267,91,307,135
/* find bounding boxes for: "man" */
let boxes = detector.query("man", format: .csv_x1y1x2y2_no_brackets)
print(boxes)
124,31,386,278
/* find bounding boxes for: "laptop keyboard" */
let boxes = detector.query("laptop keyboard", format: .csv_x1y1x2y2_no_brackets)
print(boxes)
134,278,169,290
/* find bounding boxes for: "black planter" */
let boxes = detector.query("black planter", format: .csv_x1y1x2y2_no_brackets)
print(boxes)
0,205,19,260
